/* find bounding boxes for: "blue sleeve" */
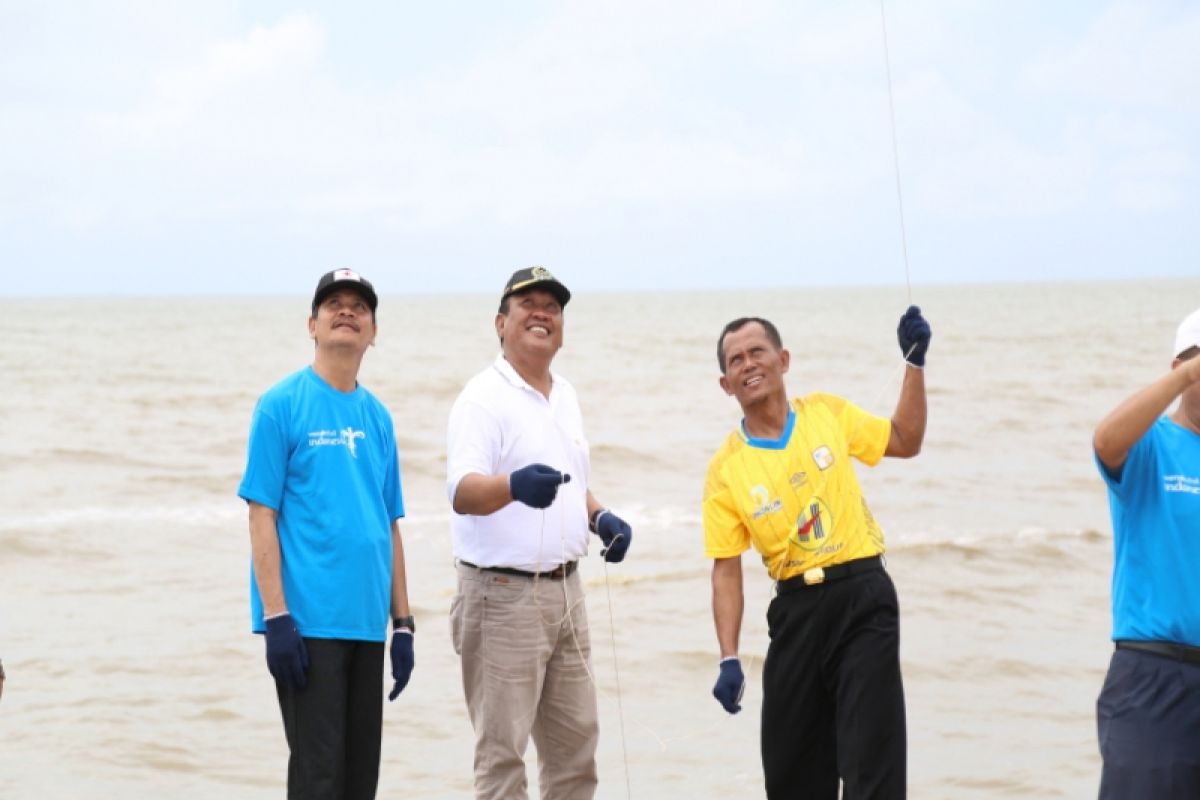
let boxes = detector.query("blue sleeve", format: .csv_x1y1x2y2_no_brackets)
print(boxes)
1096,422,1157,501
237,399,289,510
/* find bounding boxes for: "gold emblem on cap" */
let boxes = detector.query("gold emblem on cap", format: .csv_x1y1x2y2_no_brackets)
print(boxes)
531,266,552,280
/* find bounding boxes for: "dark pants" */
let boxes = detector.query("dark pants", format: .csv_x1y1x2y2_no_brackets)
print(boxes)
1098,647,1200,798
761,568,906,800
275,638,386,800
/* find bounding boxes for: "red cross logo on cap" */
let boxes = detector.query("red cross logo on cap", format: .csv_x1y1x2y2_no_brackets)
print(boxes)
334,269,360,282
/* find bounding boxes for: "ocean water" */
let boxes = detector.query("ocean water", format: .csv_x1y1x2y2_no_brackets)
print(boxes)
1,278,1196,798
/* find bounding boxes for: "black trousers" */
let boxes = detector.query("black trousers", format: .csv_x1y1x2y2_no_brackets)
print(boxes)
1098,647,1200,798
761,568,906,800
275,638,386,800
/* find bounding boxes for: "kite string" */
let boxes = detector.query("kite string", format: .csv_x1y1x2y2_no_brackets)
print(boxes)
530,499,636,798
600,555,634,799
520,10,920,787
879,0,913,304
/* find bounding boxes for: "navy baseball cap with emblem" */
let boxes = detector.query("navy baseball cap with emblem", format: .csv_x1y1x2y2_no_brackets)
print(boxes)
500,266,571,308
312,269,378,315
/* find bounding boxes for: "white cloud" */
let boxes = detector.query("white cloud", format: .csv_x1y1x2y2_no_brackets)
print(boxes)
1025,2,1200,107
64,5,880,233
2,1,1197,292
90,13,327,149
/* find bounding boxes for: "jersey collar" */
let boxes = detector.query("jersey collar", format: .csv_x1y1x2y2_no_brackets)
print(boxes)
739,408,795,450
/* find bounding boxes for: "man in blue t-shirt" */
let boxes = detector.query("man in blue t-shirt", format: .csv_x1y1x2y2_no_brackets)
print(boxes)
238,270,414,800
1093,306,1200,798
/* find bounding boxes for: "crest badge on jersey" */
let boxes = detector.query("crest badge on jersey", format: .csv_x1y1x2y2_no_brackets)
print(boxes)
791,497,833,551
812,446,834,470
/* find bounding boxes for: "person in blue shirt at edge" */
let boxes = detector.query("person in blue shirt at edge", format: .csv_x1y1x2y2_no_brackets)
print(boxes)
446,266,633,800
705,307,930,799
238,269,414,800
1092,306,1200,799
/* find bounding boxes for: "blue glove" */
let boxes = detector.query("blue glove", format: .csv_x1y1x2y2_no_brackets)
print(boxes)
592,510,632,563
712,658,745,714
388,629,414,701
509,463,570,509
265,613,309,691
897,305,932,367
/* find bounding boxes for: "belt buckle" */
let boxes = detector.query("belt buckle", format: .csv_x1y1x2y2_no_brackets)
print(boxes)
803,567,825,586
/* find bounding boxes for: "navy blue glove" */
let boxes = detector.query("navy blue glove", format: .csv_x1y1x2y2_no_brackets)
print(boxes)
713,657,745,714
592,510,632,563
509,463,570,509
897,305,932,367
388,629,414,701
265,613,309,690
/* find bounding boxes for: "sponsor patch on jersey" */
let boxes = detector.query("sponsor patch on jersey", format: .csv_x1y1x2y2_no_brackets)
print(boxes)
750,484,784,519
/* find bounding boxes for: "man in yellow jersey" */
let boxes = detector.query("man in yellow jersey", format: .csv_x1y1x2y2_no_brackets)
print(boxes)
705,309,930,799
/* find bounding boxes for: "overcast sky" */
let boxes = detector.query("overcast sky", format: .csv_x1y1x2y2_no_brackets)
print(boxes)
3,1,1197,296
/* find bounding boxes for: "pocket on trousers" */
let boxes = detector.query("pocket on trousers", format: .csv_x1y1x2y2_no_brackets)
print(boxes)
480,577,533,637
766,596,782,640
482,575,532,604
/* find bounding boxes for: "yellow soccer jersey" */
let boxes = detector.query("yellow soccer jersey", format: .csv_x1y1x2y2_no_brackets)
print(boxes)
703,393,891,581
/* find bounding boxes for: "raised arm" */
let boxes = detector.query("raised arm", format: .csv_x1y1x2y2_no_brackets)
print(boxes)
1095,356,1200,472
886,364,927,458
886,306,930,458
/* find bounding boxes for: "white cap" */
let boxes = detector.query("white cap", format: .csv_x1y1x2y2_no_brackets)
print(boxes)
1174,307,1200,358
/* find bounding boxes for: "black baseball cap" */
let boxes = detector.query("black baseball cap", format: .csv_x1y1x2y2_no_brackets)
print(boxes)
312,269,378,315
500,266,571,308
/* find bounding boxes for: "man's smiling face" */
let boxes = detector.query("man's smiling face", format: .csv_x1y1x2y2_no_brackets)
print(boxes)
496,288,564,362
719,321,790,410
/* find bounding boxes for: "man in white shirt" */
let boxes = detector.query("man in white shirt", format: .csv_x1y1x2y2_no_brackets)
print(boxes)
446,266,633,800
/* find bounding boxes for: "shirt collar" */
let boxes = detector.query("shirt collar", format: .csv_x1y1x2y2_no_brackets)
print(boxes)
492,352,555,396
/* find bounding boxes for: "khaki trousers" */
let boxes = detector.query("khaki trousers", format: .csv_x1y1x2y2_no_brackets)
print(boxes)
451,562,599,800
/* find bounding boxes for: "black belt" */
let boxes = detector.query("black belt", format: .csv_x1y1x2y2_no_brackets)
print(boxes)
1115,640,1200,664
459,559,577,580
776,555,884,595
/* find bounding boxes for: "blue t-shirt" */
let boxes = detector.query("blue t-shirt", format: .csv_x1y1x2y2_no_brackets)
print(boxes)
238,366,404,642
1097,416,1200,646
